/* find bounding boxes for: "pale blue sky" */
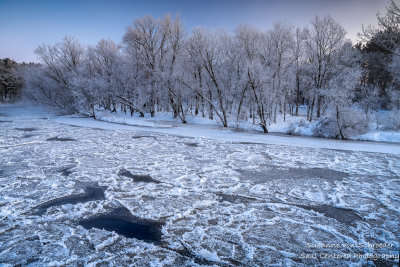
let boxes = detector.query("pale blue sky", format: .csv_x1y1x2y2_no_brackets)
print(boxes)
0,0,388,62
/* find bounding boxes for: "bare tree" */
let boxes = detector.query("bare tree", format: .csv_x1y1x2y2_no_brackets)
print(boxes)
160,14,189,123
236,25,271,133
304,16,346,120
184,28,232,127
123,15,169,116
292,27,307,116
34,36,85,111
26,12,384,140
267,22,294,122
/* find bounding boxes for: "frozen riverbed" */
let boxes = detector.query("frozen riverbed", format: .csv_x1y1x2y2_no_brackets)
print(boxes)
0,105,399,266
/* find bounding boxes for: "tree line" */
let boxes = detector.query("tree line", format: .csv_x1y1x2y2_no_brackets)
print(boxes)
23,1,400,138
0,58,24,102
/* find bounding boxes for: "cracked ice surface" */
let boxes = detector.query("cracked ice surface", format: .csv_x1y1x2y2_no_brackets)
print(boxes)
0,105,399,266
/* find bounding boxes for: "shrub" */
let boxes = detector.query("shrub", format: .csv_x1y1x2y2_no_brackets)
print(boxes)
287,119,308,135
381,110,400,131
313,107,369,139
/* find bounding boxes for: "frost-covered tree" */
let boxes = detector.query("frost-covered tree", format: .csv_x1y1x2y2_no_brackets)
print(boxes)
85,39,122,112
235,24,271,132
159,14,189,123
183,28,233,127
224,29,248,124
304,16,346,121
267,23,295,122
291,27,307,116
34,36,85,111
123,15,170,117
25,12,397,139
321,42,366,139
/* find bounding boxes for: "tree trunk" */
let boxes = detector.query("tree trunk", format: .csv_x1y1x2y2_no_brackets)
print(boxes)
295,73,301,116
195,95,199,116
283,97,286,122
170,95,179,119
336,105,345,139
208,90,213,120
260,122,268,133
111,101,117,113
201,96,205,117
309,97,315,122
317,95,321,118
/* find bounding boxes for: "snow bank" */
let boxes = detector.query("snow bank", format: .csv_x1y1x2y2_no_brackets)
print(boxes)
357,131,400,143
95,111,175,128
56,114,400,155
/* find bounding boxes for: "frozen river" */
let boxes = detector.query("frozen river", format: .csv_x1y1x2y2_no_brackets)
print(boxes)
0,104,399,266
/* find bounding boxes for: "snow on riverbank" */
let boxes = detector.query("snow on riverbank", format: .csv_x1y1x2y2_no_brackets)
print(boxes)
94,110,176,128
80,107,400,144
56,112,400,155
358,131,400,143
2,103,399,154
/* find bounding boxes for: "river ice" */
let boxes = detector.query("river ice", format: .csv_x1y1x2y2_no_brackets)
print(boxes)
0,105,399,266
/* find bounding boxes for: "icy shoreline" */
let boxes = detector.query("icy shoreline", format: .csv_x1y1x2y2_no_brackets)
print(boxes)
56,113,400,155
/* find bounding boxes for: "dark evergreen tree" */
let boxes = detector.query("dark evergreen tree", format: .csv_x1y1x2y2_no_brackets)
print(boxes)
0,58,23,102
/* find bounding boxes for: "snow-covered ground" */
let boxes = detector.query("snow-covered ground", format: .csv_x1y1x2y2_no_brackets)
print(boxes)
58,110,400,155
1,104,399,266
82,107,400,145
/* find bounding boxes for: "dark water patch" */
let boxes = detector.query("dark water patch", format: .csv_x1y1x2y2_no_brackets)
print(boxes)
237,168,348,183
59,166,75,176
34,186,106,215
175,135,195,139
79,206,163,243
15,127,39,132
0,120,12,123
46,136,77,142
296,204,362,225
0,112,9,117
184,142,198,147
118,169,160,183
235,141,264,145
217,193,256,204
22,134,36,138
132,135,157,139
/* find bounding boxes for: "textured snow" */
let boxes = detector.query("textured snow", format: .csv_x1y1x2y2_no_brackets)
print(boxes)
0,104,399,266
85,107,400,144
95,110,175,128
357,131,400,143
